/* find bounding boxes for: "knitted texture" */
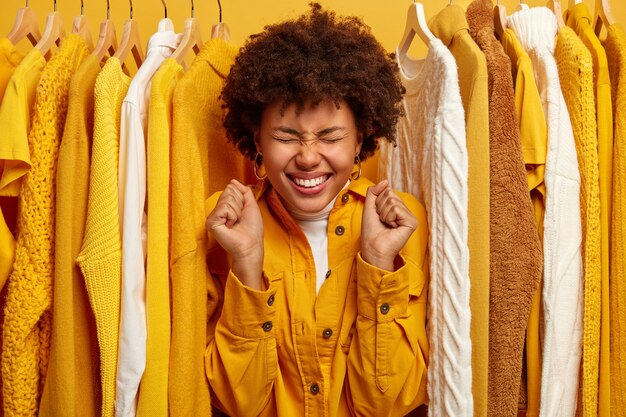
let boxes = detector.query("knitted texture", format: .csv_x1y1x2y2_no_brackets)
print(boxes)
379,38,473,416
429,10,490,415
136,58,183,417
566,5,613,415
509,9,584,417
2,34,88,416
170,38,255,417
76,57,130,417
38,54,102,417
466,2,543,416
554,25,601,417
606,22,626,417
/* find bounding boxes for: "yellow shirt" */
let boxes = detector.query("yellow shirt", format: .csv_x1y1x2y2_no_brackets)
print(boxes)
169,38,255,417
204,178,429,417
38,54,103,417
136,58,183,417
566,4,612,416
429,7,490,416
2,34,88,416
501,27,548,417
605,22,626,415
76,57,130,417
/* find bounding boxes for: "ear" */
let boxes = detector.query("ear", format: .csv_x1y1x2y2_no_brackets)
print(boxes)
355,132,363,156
253,129,262,154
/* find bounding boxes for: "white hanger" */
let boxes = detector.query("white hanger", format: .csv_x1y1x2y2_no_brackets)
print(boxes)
397,1,435,64
517,0,529,11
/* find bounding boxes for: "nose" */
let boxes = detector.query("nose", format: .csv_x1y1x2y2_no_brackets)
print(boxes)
295,142,322,169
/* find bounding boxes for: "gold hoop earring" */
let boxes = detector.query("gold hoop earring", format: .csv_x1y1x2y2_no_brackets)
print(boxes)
351,155,362,180
254,152,267,180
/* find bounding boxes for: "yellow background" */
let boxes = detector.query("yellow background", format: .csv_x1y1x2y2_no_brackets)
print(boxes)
0,0,623,178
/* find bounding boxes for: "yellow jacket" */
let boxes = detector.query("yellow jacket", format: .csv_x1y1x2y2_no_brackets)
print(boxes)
2,34,88,416
605,22,626,416
429,7,490,415
204,177,429,417
137,58,183,417
566,4,612,415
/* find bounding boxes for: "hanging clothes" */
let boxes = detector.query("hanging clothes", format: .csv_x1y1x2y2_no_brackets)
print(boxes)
76,56,131,417
605,22,626,417
429,7,490,416
553,22,601,417
2,34,89,416
565,6,613,415
379,34,473,416
508,8,584,417
500,25,548,417
466,1,543,416
115,24,181,417
136,57,184,417
38,53,103,417
169,37,255,417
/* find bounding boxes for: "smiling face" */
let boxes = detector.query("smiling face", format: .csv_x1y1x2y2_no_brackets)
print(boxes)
255,99,362,214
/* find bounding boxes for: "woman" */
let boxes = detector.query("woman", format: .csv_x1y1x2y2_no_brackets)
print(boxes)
204,4,429,416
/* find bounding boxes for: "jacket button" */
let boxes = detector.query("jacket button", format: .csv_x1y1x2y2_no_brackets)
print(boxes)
267,294,275,306
341,193,349,203
380,303,390,315
310,383,320,395
262,321,273,332
335,225,345,236
325,270,331,279
322,328,333,339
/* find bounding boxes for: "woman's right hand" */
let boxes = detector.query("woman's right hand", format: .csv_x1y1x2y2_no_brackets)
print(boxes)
206,179,265,290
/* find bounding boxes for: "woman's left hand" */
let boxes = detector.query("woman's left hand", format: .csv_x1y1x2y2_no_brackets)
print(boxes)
361,180,418,271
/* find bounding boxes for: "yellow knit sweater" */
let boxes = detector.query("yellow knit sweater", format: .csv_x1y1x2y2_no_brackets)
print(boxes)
2,34,88,416
76,57,130,417
169,38,256,417
555,25,602,417
38,54,103,417
566,5,612,415
605,22,626,416
136,58,183,417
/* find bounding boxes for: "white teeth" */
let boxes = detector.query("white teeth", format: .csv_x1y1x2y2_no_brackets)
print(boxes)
293,176,327,188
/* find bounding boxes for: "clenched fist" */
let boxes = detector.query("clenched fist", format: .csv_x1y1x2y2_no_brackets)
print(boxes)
206,179,265,290
361,180,417,271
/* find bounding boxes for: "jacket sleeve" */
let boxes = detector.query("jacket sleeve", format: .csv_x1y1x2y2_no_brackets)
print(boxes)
346,194,430,416
204,267,279,417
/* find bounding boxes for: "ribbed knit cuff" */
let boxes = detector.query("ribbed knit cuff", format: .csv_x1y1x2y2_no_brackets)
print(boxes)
218,270,278,339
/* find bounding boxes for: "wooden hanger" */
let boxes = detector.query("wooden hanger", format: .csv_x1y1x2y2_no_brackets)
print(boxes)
593,0,615,35
7,1,41,46
35,0,66,57
172,0,204,64
92,0,117,60
113,0,144,68
494,1,508,38
397,1,435,65
72,0,94,51
211,0,231,40
547,0,566,29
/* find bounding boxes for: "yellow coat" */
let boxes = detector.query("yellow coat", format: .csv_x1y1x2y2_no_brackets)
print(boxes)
38,53,102,417
204,178,429,417
605,22,626,416
566,4,612,415
2,34,88,416
76,57,130,417
501,27,548,417
429,7,490,415
137,58,183,417
169,38,256,417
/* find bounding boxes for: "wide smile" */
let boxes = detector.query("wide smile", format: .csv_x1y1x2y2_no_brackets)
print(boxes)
287,174,331,194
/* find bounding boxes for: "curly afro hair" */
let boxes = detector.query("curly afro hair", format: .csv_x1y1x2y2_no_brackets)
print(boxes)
221,2,405,162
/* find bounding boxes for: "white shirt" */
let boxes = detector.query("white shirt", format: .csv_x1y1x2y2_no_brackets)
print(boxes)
508,8,583,417
115,20,181,417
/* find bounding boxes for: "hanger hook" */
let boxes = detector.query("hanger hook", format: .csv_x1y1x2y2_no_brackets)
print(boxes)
161,0,167,18
26,0,29,7
54,0,57,12
218,0,222,23
81,0,85,15
107,0,110,19
191,0,195,18
129,0,133,19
